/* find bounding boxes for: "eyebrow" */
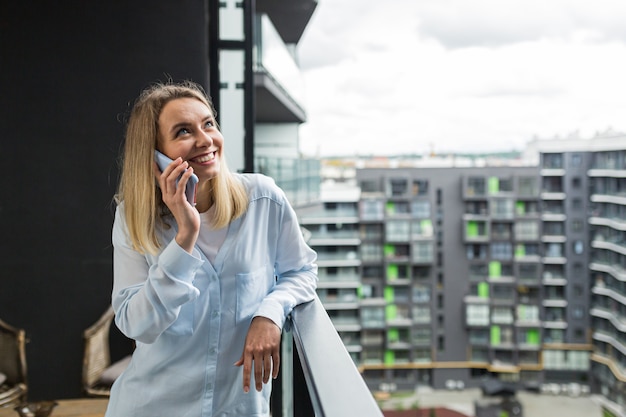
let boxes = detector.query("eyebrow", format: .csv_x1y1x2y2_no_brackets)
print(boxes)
169,122,191,134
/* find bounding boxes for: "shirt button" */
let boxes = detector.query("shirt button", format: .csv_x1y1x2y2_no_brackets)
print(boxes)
212,310,220,318
210,347,217,354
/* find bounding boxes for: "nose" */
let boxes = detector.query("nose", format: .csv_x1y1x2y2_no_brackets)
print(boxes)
196,129,213,147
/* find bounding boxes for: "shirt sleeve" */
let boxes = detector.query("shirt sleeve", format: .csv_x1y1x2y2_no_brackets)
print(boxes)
254,189,318,330
111,207,205,343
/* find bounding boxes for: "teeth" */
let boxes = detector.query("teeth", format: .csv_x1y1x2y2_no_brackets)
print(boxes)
192,153,214,163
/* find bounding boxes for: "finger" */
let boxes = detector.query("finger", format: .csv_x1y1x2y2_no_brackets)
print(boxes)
263,354,272,385
254,354,263,391
242,355,252,393
272,350,280,379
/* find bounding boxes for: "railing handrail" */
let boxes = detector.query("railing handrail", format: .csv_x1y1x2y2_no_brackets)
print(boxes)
290,297,384,417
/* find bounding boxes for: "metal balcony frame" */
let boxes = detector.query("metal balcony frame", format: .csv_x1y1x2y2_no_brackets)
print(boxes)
271,297,384,417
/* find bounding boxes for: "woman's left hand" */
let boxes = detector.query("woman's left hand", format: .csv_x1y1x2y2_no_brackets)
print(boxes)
234,317,281,393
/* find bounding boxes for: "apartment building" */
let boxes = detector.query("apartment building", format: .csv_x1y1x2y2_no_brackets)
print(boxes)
304,133,626,417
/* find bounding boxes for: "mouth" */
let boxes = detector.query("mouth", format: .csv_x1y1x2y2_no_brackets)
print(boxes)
189,151,216,164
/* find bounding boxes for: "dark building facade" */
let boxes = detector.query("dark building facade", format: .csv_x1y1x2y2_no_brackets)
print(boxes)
1,0,317,401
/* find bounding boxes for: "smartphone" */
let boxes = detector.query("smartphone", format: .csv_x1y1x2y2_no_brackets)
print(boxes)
154,150,199,206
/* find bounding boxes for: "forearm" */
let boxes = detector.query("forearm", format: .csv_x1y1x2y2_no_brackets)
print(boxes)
112,236,204,343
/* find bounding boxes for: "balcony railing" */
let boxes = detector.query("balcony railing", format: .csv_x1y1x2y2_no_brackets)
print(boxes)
256,157,320,207
271,297,384,417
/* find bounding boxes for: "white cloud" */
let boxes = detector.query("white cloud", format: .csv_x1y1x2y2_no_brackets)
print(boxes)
297,0,626,156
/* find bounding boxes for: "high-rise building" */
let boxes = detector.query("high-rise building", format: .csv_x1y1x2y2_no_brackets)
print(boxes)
304,133,626,417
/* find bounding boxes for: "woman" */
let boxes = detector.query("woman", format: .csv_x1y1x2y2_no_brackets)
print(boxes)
107,81,318,416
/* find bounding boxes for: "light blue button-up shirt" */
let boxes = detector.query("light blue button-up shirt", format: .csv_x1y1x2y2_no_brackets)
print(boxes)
106,174,318,417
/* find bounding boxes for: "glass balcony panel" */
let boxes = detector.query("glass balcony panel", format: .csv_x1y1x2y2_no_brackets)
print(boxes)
255,14,305,106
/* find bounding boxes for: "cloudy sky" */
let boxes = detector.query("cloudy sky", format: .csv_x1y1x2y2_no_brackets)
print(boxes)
296,0,626,157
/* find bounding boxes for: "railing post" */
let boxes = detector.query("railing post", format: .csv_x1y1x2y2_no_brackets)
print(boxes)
271,322,315,417
293,337,315,417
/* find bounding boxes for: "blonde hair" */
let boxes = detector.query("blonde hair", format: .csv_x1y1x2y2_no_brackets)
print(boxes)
115,81,248,254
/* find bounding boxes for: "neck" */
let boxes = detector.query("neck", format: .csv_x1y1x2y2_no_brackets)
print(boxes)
195,181,214,213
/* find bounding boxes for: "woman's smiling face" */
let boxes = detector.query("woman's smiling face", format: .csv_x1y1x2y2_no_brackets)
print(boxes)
157,97,224,183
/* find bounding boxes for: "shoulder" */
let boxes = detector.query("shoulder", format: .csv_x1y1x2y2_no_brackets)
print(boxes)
235,173,286,205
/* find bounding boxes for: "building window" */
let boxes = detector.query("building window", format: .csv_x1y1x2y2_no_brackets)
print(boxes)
572,177,581,189
545,243,564,258
412,179,429,196
412,285,431,303
542,176,563,193
571,153,582,167
466,305,489,326
411,200,431,218
361,307,385,328
518,176,538,196
572,306,584,319
361,243,382,262
360,179,382,193
412,306,431,323
412,242,433,263
467,177,486,196
360,199,384,221
573,240,584,254
412,219,434,238
490,199,514,219
492,307,514,324
571,219,584,232
514,220,539,240
412,328,431,345
543,221,565,236
491,242,513,260
386,220,410,241
543,153,563,169
388,178,408,197
516,305,539,322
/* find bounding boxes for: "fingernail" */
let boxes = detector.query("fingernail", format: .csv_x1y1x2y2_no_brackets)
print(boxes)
244,386,249,393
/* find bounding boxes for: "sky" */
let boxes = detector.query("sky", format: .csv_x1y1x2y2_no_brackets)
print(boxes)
296,0,626,157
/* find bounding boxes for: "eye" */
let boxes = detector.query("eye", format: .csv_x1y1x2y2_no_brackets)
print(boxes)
176,127,190,137
204,120,214,129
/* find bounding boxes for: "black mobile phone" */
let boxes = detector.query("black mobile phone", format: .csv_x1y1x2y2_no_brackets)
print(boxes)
154,151,199,206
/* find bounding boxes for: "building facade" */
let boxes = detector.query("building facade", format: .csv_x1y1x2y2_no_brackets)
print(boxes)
305,134,626,417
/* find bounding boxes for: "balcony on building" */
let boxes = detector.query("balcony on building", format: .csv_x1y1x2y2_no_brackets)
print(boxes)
542,242,567,264
317,288,360,310
514,243,541,263
464,218,490,242
589,210,626,235
590,254,626,283
316,266,361,288
254,13,306,123
517,175,540,197
540,176,566,200
464,176,488,199
361,302,387,331
541,152,565,170
516,263,541,286
486,261,516,285
315,247,361,268
515,304,541,328
515,199,540,219
543,306,568,329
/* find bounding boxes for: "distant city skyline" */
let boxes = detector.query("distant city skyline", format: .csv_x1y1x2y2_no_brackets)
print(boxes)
297,0,626,157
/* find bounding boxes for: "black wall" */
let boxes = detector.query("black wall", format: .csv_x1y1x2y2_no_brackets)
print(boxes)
0,0,210,400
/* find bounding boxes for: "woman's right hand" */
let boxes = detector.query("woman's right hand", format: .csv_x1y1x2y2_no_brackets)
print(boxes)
154,157,200,253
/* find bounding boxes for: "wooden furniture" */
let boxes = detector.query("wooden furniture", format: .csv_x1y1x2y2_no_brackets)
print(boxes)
0,318,28,408
82,307,130,398
0,399,108,417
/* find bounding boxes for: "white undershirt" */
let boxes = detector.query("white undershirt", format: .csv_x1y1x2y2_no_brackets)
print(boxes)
195,206,228,264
